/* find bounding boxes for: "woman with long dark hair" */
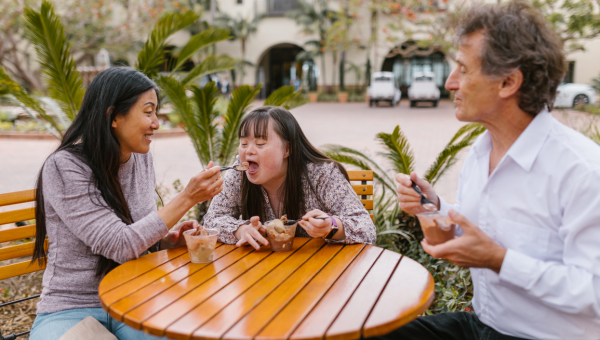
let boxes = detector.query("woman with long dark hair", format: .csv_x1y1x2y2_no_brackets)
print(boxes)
203,106,375,248
29,67,223,340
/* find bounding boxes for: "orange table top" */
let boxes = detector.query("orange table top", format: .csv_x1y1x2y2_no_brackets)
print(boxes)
99,238,434,340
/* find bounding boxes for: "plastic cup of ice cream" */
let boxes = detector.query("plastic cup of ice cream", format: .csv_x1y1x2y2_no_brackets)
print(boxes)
416,211,456,245
183,229,218,263
265,220,297,252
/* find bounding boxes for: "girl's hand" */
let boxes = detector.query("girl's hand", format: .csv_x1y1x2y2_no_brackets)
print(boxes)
299,209,332,238
183,161,224,204
161,220,198,249
234,216,268,250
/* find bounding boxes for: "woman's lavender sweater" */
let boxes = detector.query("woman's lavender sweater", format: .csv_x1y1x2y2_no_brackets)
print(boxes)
37,150,168,314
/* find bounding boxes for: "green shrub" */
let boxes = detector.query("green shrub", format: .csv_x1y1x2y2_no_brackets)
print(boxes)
317,92,338,102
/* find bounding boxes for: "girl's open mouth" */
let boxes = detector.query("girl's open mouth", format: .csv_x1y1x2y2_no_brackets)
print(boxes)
248,161,259,174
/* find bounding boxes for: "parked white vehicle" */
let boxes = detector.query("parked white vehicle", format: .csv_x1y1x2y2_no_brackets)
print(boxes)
408,72,440,107
554,83,596,108
367,72,402,107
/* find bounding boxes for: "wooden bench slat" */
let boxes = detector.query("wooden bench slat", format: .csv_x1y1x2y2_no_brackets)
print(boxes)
0,225,37,243
155,238,311,339
0,189,36,207
362,256,435,338
0,259,45,281
347,171,374,181
290,245,383,340
0,207,36,226
187,239,326,340
256,243,366,340
351,185,373,196
361,200,373,210
0,239,48,262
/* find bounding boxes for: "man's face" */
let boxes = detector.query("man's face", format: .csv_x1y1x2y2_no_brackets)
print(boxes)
445,31,502,122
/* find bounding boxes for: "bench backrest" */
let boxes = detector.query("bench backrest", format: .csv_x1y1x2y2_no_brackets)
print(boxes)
0,189,46,281
347,170,374,220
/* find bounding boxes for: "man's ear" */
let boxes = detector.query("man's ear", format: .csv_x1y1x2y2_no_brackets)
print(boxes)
498,69,523,99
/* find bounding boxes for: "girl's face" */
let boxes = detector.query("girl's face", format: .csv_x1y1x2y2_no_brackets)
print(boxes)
239,119,289,187
111,89,159,162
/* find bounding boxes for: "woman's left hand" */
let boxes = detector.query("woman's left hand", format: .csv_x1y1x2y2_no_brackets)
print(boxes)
161,220,199,249
299,209,332,238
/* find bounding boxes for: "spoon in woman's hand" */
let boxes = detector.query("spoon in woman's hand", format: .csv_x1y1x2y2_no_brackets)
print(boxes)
405,175,438,211
285,216,328,225
220,162,249,172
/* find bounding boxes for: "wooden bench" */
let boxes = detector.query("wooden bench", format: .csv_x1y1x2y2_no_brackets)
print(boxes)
0,189,45,340
348,170,374,220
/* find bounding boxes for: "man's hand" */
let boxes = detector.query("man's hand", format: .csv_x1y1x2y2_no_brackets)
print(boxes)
235,216,268,250
161,220,198,249
395,172,439,214
422,210,507,273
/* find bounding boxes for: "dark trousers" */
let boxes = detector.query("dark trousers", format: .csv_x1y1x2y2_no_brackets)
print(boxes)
369,312,530,340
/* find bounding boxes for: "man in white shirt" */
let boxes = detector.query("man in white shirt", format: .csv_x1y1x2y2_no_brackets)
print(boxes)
387,1,600,339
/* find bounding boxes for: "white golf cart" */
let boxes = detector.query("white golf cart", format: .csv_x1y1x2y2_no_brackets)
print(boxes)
408,72,440,107
367,72,402,107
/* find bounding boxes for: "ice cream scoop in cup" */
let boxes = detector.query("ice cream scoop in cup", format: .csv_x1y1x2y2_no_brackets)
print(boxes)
416,211,456,245
265,217,297,252
183,228,218,263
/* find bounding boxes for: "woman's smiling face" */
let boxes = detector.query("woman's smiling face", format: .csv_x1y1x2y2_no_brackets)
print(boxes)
238,118,289,187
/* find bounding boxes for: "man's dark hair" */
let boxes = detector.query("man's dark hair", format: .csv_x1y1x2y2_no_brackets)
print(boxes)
456,0,566,115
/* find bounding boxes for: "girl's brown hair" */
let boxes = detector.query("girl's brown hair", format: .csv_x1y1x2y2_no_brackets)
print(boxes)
238,106,349,221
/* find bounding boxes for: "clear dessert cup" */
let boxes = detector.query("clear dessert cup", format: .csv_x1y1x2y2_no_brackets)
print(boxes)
183,229,218,263
416,211,456,245
265,220,297,252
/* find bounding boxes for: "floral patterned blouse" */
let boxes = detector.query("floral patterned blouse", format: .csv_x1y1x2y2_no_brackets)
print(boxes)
203,159,376,245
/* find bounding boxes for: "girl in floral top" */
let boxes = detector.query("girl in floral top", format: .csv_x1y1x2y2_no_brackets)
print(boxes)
203,106,376,248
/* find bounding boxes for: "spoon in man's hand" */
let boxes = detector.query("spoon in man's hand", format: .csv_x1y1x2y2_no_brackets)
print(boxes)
220,162,249,172
405,175,438,211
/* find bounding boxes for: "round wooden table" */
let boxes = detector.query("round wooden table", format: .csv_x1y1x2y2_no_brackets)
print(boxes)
99,238,434,340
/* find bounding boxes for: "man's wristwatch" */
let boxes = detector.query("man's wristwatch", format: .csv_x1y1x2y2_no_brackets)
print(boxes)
325,214,339,240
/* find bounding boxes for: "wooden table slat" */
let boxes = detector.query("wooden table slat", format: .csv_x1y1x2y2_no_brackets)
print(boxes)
325,250,402,340
188,239,326,340
222,242,345,340
98,246,190,295
115,244,244,329
290,245,384,340
100,250,194,307
109,244,238,323
362,256,435,338
256,243,366,340
155,238,311,339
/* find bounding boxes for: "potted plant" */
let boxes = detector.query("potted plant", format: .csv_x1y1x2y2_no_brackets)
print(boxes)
337,91,349,103
308,92,319,103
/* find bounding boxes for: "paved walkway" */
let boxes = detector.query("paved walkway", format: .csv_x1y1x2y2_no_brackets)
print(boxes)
1,100,596,207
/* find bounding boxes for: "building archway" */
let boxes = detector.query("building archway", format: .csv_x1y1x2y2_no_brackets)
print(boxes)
256,43,318,99
381,41,451,97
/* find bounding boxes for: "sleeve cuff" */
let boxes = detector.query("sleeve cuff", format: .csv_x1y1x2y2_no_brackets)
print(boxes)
498,249,537,289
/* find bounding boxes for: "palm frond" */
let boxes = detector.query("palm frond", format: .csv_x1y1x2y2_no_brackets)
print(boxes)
181,55,237,87
448,123,482,145
22,0,84,121
322,144,396,193
264,85,295,106
135,10,200,78
172,27,231,73
424,124,485,186
376,125,415,175
189,82,221,166
219,84,262,165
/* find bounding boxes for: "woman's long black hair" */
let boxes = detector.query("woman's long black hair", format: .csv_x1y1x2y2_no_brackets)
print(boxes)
239,106,349,222
31,67,160,278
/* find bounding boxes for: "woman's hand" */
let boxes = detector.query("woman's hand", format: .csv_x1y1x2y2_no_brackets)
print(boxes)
160,220,198,249
234,216,268,250
183,161,224,204
395,172,439,215
299,209,344,239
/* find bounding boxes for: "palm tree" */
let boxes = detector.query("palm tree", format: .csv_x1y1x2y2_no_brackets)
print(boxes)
2,1,236,138
322,123,485,251
215,13,265,86
286,0,337,90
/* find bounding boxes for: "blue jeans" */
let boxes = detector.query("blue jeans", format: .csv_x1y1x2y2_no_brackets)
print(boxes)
30,307,166,340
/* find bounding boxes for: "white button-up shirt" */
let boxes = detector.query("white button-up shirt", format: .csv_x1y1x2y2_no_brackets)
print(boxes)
439,109,600,339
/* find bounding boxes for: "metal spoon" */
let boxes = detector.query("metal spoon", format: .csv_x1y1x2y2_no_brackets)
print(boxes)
410,180,438,211
220,162,249,172
285,216,328,225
